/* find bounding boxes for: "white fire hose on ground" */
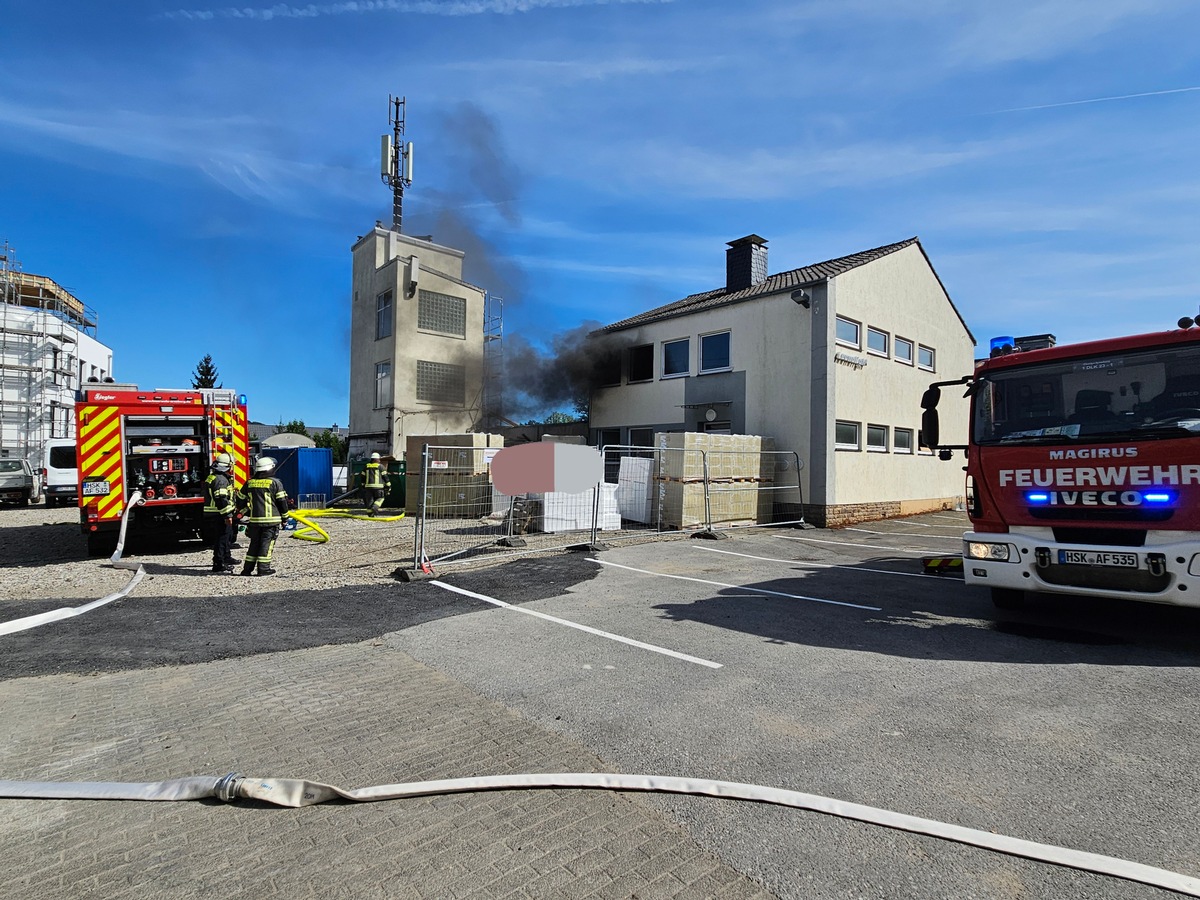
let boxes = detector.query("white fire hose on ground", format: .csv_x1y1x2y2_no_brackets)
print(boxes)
0,770,1196,896
0,491,146,637
3,499,1198,895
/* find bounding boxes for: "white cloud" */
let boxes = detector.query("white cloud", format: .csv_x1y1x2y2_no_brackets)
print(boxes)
0,99,360,212
943,0,1191,66
161,0,673,21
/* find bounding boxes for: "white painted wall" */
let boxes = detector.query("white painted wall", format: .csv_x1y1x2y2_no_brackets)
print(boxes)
827,244,974,505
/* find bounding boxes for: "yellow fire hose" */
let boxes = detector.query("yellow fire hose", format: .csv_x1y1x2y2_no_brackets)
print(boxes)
284,508,405,544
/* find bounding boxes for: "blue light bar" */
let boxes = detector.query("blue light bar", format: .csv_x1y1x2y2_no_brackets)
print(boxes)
238,394,248,406
1026,492,1050,504
990,335,1016,353
1144,492,1174,503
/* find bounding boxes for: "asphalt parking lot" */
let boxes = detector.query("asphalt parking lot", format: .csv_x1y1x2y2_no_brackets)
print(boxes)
2,506,1200,899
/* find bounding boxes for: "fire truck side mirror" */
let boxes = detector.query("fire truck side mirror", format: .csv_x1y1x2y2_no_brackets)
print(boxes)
920,409,940,450
920,386,941,410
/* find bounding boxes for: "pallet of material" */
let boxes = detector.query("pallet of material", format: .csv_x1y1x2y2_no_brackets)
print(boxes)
405,433,504,477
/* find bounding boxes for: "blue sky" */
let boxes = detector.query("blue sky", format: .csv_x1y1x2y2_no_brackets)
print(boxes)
2,0,1198,427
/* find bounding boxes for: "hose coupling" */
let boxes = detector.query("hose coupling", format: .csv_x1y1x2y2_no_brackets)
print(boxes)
214,772,244,803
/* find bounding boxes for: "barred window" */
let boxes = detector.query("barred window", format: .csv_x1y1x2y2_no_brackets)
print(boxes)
418,289,467,337
416,360,466,405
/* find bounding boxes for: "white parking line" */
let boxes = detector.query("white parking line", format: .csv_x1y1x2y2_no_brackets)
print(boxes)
844,527,963,540
590,558,882,611
431,581,722,669
694,545,945,580
776,534,935,555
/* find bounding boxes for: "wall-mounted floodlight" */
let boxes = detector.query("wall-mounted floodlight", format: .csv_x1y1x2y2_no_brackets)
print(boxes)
790,289,811,309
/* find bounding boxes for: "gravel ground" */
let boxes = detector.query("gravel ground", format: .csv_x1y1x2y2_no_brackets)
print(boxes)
0,501,608,679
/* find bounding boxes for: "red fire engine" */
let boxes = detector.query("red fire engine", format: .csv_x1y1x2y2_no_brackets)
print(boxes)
75,384,249,556
922,323,1200,609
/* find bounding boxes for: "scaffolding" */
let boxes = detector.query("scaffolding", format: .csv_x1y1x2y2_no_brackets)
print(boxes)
482,293,506,430
0,242,99,461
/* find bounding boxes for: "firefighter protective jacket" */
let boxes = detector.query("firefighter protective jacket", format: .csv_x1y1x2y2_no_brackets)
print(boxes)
364,462,385,490
204,471,236,516
239,476,289,525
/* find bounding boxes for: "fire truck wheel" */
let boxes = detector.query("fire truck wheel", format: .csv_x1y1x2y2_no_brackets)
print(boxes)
991,587,1026,610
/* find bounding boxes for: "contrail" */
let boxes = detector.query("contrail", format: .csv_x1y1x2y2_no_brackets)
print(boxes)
162,0,672,20
991,86,1200,114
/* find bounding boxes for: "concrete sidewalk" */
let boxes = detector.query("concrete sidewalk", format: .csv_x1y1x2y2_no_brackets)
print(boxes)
0,638,775,899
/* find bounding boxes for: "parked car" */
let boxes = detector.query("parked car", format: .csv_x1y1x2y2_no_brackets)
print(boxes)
40,439,78,507
0,458,41,506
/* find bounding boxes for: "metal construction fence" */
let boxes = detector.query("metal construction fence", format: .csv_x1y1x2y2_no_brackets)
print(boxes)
409,442,806,573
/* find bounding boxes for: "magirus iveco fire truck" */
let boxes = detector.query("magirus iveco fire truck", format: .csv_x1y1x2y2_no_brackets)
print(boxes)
922,323,1200,609
75,384,249,556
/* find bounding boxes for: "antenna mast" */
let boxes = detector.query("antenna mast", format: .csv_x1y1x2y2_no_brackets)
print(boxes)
380,95,414,233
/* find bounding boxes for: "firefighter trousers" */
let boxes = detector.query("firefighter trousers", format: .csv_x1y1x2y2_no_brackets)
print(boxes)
364,488,385,516
242,524,280,574
206,513,237,570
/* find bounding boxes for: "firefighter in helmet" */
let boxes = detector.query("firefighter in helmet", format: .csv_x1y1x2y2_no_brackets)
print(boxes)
236,456,290,576
361,452,386,517
204,452,238,574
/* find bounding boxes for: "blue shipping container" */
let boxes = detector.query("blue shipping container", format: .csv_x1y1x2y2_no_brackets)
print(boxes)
270,447,334,509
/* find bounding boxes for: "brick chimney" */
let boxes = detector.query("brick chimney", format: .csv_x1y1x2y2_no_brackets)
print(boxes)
725,235,768,292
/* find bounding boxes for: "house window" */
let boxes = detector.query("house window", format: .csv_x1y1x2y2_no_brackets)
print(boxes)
662,338,689,377
895,337,914,365
416,360,466,405
700,331,731,373
867,424,889,452
894,428,914,454
375,290,393,340
374,361,391,409
867,327,889,357
836,316,861,348
417,289,466,337
835,420,861,450
596,348,621,387
918,344,935,371
629,427,654,447
628,344,653,382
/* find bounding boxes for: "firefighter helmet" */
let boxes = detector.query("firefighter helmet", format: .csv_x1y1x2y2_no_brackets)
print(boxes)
212,453,232,472
370,452,381,461
254,456,276,473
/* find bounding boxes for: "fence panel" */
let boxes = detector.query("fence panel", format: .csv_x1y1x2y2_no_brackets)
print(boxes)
411,444,608,570
409,442,807,573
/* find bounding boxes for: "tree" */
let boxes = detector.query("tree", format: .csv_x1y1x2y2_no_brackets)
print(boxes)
313,429,348,464
190,354,221,388
543,411,578,424
278,419,309,436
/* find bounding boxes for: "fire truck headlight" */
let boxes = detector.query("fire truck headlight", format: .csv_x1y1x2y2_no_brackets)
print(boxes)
966,541,1011,562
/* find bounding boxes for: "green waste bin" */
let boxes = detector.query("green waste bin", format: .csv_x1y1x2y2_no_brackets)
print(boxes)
386,460,405,508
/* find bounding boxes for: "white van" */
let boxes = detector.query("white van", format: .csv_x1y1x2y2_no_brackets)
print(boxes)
40,438,78,507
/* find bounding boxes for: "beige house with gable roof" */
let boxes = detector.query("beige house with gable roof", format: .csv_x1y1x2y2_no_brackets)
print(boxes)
589,235,975,526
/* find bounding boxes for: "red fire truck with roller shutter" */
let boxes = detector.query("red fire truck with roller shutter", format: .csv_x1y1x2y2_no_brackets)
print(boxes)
921,323,1200,609
75,384,249,557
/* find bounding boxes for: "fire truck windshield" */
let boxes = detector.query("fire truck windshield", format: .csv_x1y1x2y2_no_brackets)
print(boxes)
973,343,1200,445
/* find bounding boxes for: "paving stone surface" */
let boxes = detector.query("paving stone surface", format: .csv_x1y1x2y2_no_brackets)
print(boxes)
0,639,776,899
